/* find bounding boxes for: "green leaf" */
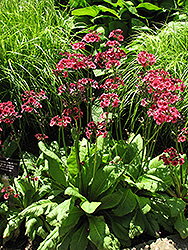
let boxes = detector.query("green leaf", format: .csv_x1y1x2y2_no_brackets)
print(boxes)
65,186,86,201
71,6,100,17
57,230,73,250
38,227,59,250
46,198,75,227
39,142,66,186
98,6,120,19
82,150,102,194
25,217,37,241
123,1,138,15
90,164,123,199
103,0,124,7
80,201,101,214
38,141,63,166
108,215,130,242
129,211,144,239
112,189,137,216
174,212,188,239
99,191,123,210
59,206,83,236
136,196,151,214
167,197,186,217
67,144,79,176
88,216,120,250
79,138,88,162
70,223,88,250
136,174,167,192
92,99,103,123
136,3,161,11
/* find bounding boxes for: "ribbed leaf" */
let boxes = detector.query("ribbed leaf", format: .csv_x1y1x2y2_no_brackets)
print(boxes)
39,141,66,186
71,6,99,17
70,223,88,250
112,189,137,216
136,3,161,10
46,198,74,227
129,211,144,239
65,186,86,201
90,164,123,199
174,212,188,239
80,201,101,214
99,191,123,210
59,207,83,236
38,227,59,250
67,144,79,176
88,216,120,250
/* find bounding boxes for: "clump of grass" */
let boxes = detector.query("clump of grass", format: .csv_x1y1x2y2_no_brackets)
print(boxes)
0,0,79,138
121,21,188,150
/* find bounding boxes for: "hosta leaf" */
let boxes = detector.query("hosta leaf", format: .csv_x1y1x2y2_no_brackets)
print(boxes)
70,223,88,250
174,212,188,239
112,189,137,216
99,191,123,210
71,6,99,17
136,3,161,11
80,201,101,214
98,5,120,19
47,198,75,227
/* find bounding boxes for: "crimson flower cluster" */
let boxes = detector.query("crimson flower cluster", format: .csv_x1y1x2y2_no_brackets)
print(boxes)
1,186,19,200
21,90,47,113
0,101,21,125
82,29,101,43
86,121,107,139
99,93,120,109
50,108,83,128
100,77,125,90
53,52,96,76
58,78,99,103
138,60,186,125
177,127,188,142
94,45,126,70
159,147,185,166
137,51,156,68
35,133,48,141
108,29,124,41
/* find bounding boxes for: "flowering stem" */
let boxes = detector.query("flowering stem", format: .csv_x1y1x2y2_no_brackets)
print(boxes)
75,120,81,191
12,177,23,206
123,124,163,175
93,135,98,180
10,124,31,184
62,127,68,158
169,165,181,197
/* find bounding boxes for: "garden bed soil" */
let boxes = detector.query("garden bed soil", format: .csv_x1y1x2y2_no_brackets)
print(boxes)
1,234,188,250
